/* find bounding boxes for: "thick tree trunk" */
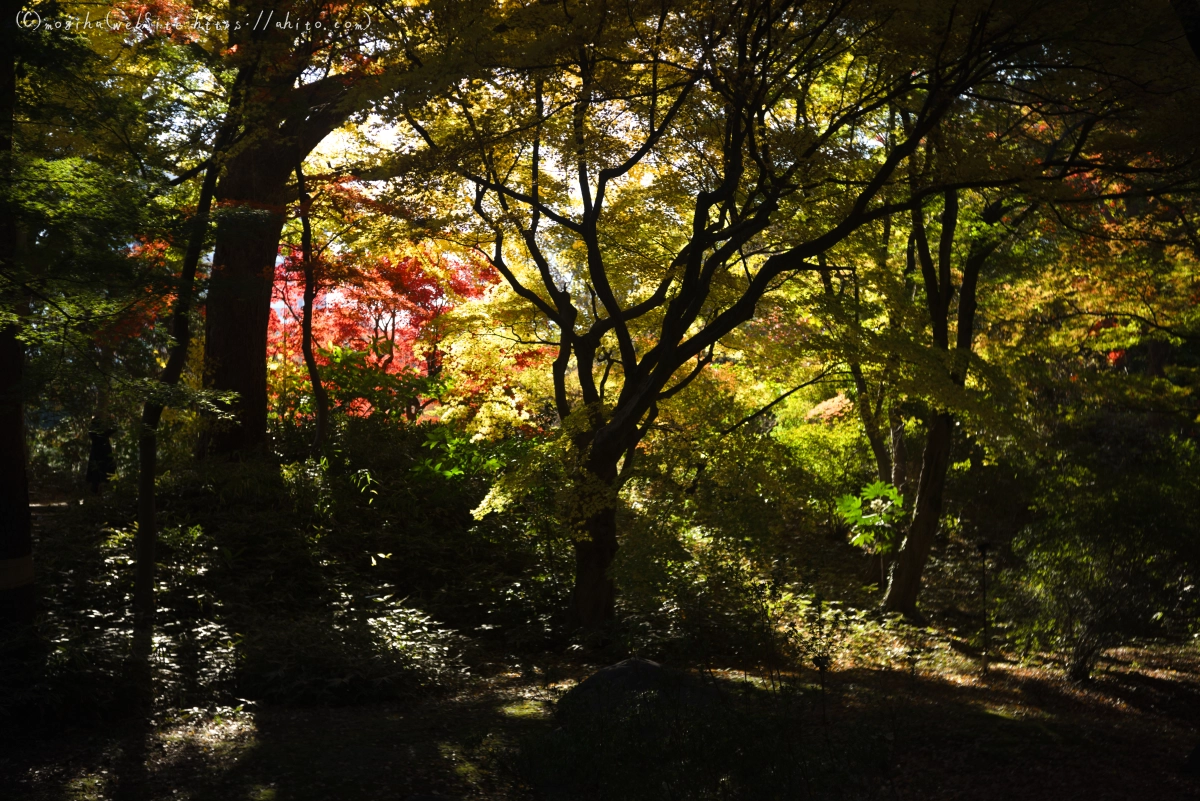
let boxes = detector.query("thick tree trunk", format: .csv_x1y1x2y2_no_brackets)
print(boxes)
203,212,284,453
202,101,352,454
571,504,619,629
567,440,626,629
202,151,291,455
882,411,954,619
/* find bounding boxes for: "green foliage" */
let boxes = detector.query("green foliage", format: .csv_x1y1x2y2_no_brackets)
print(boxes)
604,410,886,660
1000,423,1200,680
414,426,505,480
280,457,335,521
473,416,619,548
318,345,443,421
614,524,791,664
775,413,875,498
836,481,906,553
5,417,574,718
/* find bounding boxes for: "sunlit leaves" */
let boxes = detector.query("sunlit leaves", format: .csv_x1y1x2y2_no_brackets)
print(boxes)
836,480,906,553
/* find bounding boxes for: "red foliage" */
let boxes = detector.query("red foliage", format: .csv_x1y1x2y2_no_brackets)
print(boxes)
512,349,550,370
268,245,498,415
93,237,174,348
806,392,853,424
1087,317,1120,336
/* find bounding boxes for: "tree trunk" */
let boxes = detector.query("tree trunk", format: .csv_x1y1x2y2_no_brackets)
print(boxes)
571,503,619,629
134,157,221,630
567,439,626,629
0,7,31,632
882,411,954,619
202,151,290,455
882,191,1007,618
0,324,33,630
296,163,329,450
850,364,892,485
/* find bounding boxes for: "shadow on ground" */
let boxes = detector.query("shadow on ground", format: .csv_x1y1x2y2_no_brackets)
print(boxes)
5,484,1199,800
6,655,1200,801
2,670,551,801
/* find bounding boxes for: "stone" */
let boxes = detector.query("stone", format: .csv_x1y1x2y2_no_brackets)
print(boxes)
555,657,722,723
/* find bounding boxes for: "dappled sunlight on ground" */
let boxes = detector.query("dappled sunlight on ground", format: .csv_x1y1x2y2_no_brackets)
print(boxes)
818,647,1200,800
4,667,574,801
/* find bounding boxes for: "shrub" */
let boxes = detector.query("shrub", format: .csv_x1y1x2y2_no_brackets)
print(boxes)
1001,424,1200,680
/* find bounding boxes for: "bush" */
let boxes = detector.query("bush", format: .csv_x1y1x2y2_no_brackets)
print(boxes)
610,421,876,661
1001,423,1200,680
11,417,567,719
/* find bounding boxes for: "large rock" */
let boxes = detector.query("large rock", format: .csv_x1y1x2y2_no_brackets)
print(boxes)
556,657,722,723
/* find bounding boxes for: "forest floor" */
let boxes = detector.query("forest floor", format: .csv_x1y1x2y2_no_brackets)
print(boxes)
4,490,1200,799
5,642,1200,801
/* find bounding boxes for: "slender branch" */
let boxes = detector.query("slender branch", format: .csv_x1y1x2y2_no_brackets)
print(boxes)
658,346,714,401
720,369,838,436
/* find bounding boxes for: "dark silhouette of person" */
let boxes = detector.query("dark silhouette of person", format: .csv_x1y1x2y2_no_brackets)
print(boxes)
85,419,116,493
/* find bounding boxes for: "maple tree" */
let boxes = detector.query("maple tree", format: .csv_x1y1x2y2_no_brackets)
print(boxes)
397,0,1183,625
267,171,499,428
268,244,496,420
196,0,519,455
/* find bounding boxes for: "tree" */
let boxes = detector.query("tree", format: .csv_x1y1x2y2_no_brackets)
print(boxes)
404,0,1093,626
199,0,500,454
266,175,497,426
200,0,375,454
881,190,1034,618
294,162,331,448
765,0,1200,616
2,4,192,630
